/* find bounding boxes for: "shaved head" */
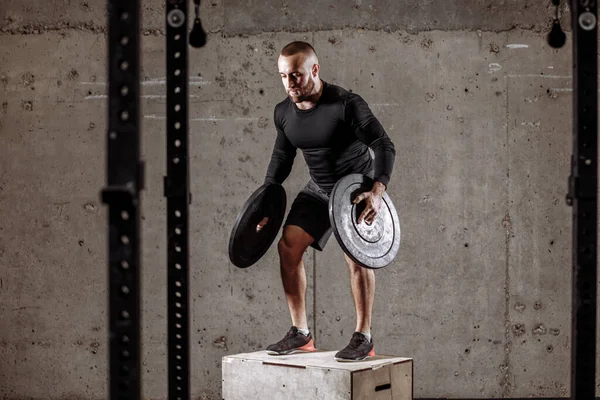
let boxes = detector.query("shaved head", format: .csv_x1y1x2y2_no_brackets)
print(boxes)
280,41,319,64
278,41,321,105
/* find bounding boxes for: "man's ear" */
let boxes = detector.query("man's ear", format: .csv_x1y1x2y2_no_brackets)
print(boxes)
312,63,320,77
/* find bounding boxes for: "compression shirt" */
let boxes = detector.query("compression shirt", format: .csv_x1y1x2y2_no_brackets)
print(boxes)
263,80,396,194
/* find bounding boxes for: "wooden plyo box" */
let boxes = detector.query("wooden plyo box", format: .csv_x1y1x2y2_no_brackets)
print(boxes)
222,350,413,400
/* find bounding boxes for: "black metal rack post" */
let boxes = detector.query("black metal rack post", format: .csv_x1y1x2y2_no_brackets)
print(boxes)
101,1,144,400
164,1,192,399
567,1,598,399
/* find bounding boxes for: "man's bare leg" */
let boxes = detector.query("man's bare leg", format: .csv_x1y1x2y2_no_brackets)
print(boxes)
333,254,376,361
277,225,315,330
344,254,375,334
266,225,317,355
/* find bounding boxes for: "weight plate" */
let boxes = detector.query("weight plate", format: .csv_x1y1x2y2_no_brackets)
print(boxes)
329,174,400,269
228,183,286,268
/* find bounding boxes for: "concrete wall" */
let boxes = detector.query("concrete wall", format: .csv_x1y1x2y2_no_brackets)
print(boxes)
0,0,594,399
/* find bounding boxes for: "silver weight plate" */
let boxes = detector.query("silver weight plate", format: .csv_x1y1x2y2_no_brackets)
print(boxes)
329,174,401,269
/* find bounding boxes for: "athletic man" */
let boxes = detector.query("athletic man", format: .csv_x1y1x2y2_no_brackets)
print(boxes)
259,41,396,361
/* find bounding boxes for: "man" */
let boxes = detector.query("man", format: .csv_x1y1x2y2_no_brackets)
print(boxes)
259,41,396,361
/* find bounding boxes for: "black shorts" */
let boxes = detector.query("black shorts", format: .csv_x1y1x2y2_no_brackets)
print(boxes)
283,180,333,251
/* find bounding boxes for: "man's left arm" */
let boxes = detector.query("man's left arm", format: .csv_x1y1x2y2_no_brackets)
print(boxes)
345,93,397,224
346,94,396,192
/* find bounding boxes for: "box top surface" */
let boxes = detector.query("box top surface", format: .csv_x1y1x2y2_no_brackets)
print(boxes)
223,350,412,372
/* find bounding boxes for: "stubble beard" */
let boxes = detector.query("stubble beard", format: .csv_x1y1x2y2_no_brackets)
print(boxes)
289,77,315,103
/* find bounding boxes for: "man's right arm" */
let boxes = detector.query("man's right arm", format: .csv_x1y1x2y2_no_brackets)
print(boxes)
264,112,297,185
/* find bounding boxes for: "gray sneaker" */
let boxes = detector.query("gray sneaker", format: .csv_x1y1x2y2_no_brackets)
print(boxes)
266,326,316,355
334,332,375,361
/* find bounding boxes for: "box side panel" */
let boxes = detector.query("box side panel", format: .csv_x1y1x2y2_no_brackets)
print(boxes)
390,361,413,400
352,361,413,400
352,365,393,400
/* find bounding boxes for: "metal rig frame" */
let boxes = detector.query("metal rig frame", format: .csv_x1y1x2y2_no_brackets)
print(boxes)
566,1,598,399
101,1,598,399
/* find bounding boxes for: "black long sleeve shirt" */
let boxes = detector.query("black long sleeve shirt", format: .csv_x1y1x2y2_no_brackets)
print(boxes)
264,81,396,194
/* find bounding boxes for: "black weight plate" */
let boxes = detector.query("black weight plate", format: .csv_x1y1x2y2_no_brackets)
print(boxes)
229,183,286,268
329,174,401,269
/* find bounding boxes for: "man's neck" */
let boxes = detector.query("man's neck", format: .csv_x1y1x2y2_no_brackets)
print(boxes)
296,79,323,110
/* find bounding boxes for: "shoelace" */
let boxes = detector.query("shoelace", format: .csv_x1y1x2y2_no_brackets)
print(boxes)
284,327,298,340
348,333,366,349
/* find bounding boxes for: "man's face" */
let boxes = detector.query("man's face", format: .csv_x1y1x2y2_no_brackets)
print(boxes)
278,54,316,103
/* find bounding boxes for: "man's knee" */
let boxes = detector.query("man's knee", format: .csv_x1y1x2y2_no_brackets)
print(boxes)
278,226,312,266
277,237,303,266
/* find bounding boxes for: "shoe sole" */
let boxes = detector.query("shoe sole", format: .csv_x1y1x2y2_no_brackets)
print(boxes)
266,339,316,356
334,355,371,362
266,349,314,356
334,348,375,362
